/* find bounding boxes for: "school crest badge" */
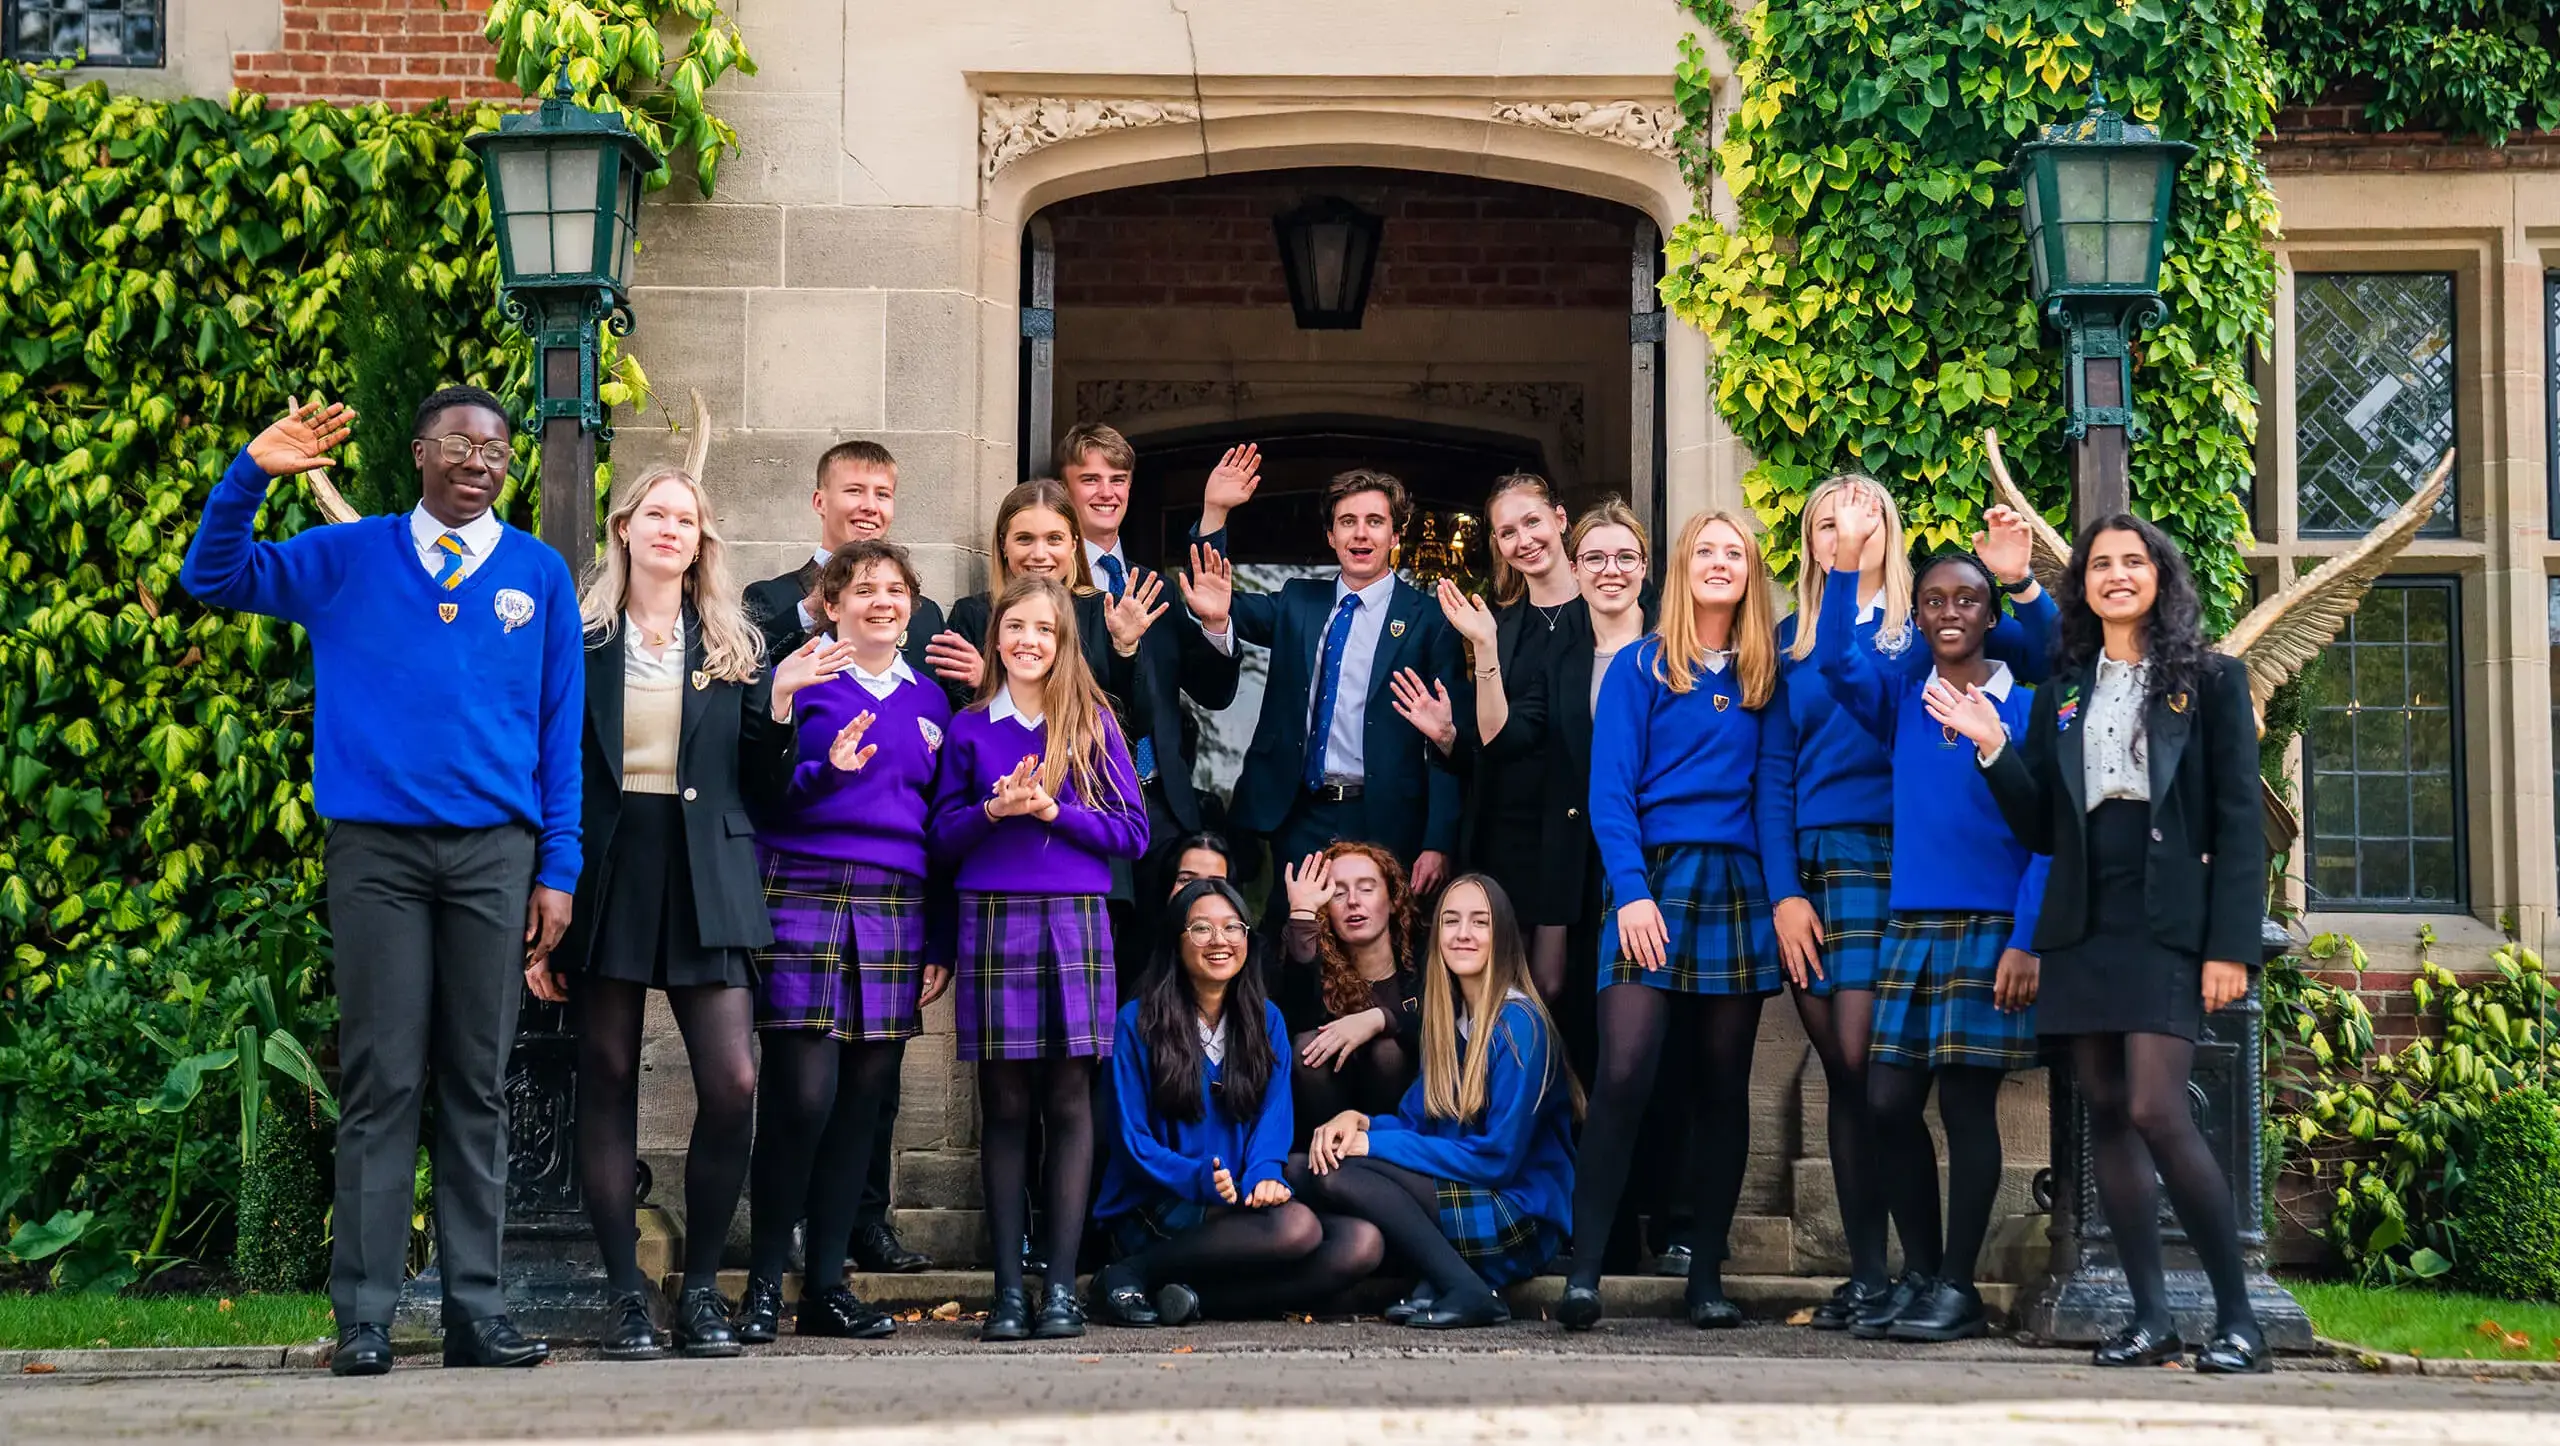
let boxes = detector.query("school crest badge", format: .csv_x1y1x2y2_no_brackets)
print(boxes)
437,602,459,624
1713,693,1730,712
917,717,943,753
691,670,710,692
1389,620,1406,638
2168,691,2190,714
898,630,909,650
493,588,536,634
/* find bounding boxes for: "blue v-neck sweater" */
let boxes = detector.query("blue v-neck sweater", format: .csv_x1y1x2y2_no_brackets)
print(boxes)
1809,570,2047,950
179,447,585,892
1762,579,2057,901
1096,998,1296,1220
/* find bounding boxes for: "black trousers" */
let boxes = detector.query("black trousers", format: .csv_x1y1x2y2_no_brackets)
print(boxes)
323,821,535,1326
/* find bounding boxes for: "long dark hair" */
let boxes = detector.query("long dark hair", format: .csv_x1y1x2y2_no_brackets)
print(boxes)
2053,513,2209,707
1135,879,1277,1125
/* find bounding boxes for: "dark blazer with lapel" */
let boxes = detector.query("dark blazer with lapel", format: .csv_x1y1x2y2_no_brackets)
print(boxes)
557,609,795,972
946,587,1141,723
1222,572,1467,863
745,558,959,705
1982,649,2264,965
1127,579,1242,832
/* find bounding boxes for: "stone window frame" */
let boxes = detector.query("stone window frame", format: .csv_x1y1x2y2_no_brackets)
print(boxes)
3,0,165,68
2303,574,2469,913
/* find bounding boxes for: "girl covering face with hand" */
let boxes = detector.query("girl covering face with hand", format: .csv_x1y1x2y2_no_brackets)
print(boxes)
1275,841,1424,1138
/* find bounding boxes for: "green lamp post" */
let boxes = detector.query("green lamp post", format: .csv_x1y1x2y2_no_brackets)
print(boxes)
465,75,659,566
2012,82,2193,525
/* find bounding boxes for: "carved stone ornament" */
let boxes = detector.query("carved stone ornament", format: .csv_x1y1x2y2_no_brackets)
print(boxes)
1489,100,1682,157
981,96,1202,182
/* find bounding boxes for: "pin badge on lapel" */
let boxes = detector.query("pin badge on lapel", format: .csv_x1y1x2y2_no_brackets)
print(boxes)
437,602,458,624
691,670,710,692
2168,691,2189,714
898,630,909,650
1389,620,1406,638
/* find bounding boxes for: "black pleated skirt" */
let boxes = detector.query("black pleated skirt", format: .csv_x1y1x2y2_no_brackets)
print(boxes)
2036,799,2203,1040
579,793,753,990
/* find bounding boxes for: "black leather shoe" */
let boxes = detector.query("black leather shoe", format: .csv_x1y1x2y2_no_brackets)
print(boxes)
1850,1272,1932,1340
2194,1327,2271,1375
441,1315,549,1368
2093,1322,2185,1368
672,1287,742,1358
1810,1278,1888,1332
981,1286,1031,1343
797,1284,897,1339
1090,1269,1160,1328
598,1294,665,1361
1686,1289,1743,1329
1410,1291,1511,1330
1653,1244,1693,1277
330,1322,393,1377
1381,1281,1438,1325
853,1220,933,1274
1154,1283,1201,1328
1555,1284,1603,1331
1886,1280,1987,1342
732,1275,783,1344
1032,1281,1087,1339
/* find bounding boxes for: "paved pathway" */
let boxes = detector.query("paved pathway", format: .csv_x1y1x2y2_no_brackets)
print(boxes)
6,1323,2556,1445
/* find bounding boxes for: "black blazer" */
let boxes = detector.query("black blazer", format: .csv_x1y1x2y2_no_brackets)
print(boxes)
558,611,795,970
744,559,960,705
1126,579,1242,832
1982,650,2265,964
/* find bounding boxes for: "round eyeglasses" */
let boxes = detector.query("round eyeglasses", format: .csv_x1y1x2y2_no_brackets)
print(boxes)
1576,550,1646,574
432,435,514,469
1183,920,1252,944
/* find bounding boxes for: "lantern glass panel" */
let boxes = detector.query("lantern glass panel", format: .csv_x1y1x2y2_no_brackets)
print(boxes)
2106,223,2150,284
2055,155,2108,223
496,150,554,274
2105,155,2159,221
610,167,641,290
1306,221,1352,308
2063,223,2106,287
2023,176,2049,297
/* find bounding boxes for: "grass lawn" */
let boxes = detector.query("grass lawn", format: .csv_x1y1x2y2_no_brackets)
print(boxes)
2291,1281,2560,1362
0,1293,334,1351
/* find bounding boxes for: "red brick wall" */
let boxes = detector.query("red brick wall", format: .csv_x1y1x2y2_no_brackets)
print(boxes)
2264,103,2560,173
1047,170,1640,310
234,0,517,109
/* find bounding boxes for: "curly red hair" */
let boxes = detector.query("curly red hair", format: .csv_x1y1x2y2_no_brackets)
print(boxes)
1311,840,1415,1018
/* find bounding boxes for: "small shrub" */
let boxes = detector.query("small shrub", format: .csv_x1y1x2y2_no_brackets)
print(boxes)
2453,1086,2560,1303
232,1104,330,1294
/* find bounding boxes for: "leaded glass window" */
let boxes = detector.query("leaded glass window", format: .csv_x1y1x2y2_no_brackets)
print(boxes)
2307,579,2464,909
4,1,162,67
2295,273,2456,537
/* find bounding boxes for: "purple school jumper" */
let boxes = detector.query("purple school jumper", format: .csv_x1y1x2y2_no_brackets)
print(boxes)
754,665,952,1041
927,697,1148,1060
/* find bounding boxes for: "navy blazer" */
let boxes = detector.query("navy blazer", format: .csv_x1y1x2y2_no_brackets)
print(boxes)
1215,567,1467,863
1125,577,1243,832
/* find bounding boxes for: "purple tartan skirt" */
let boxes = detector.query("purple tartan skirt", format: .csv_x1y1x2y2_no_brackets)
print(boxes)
753,850,924,1042
956,891,1115,1062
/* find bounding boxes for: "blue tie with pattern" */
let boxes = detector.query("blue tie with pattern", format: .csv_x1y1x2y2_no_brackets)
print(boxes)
1094,553,1158,782
1303,593,1362,791
430,531,469,590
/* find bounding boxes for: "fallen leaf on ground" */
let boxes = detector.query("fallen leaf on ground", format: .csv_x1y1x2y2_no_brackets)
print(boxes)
928,1301,962,1321
896,1310,923,1323
2505,1330,2532,1350
1159,1362,1178,1370
1171,1344,1194,1353
91,1339,107,1348
1079,1356,1102,1364
1785,1307,1815,1327
21,1363,55,1374
218,1299,234,1313
2477,1320,2504,1337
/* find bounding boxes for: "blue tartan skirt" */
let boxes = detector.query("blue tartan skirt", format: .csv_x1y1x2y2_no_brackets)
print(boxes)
1792,825,1890,998
1870,912,2039,1071
753,851,923,1042
956,892,1115,1062
1598,843,1781,996
1436,1179,1562,1289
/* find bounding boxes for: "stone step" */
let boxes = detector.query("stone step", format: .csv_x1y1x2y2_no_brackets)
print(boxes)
672,1267,2021,1323
1787,1159,2045,1278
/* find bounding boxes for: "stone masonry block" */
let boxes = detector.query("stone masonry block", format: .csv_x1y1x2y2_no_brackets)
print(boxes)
624,286,748,431
883,290,981,435
784,207,979,292
635,201,785,289
890,1149,984,1212
746,288,886,431
668,93,843,208
889,1207,985,1268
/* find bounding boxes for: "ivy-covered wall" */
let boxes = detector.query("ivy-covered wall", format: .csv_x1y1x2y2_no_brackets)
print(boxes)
1664,0,2279,621
2268,1,2560,141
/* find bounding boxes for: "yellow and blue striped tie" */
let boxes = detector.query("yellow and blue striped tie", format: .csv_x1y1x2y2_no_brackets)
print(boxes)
431,531,469,590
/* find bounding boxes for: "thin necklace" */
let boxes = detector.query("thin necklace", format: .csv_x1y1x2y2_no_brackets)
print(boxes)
1532,600,1567,632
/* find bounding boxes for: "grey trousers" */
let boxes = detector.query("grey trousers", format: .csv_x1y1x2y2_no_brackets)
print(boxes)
324,821,536,1327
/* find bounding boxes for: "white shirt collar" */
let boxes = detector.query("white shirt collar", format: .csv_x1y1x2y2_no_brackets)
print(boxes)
2097,653,2147,681
1198,1013,1228,1066
850,654,916,690
411,504,503,561
1936,658,2017,701
988,687,1045,730
1855,590,1883,625
810,546,833,569
1084,538,1125,572
1458,987,1532,1042
1334,571,1398,609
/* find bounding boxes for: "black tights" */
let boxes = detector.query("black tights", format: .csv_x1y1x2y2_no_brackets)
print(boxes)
1099,1201,1378,1317
747,1032,903,1290
1298,1157,1495,1308
1791,986,1885,1289
575,979,757,1296
1867,1062,2006,1289
2074,1032,2259,1337
978,1059,1096,1296
1528,924,1570,1007
1568,986,1764,1298
1290,1033,1416,1140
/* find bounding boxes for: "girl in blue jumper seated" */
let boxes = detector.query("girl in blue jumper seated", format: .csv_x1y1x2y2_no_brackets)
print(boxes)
1092,879,1384,1325
1563,510,1788,1332
928,576,1150,1342
1764,475,2055,1330
1299,874,1581,1330
1813,486,2049,1343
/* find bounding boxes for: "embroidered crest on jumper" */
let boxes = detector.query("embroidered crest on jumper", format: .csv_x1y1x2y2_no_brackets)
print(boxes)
917,717,944,753
1712,692,1730,712
494,588,536,633
437,602,459,624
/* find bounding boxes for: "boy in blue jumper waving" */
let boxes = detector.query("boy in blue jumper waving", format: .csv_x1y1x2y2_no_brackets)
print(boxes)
179,391,582,1376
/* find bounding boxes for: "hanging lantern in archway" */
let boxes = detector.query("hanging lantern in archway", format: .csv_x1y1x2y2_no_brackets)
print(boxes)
1273,196,1383,330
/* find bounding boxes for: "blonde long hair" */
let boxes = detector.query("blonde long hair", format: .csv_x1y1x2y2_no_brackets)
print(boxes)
1418,875,1584,1125
1567,496,1648,567
989,479,1096,595
972,575,1127,807
1483,473,1564,607
1788,473,1913,662
579,465,764,683
1653,509,1778,708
